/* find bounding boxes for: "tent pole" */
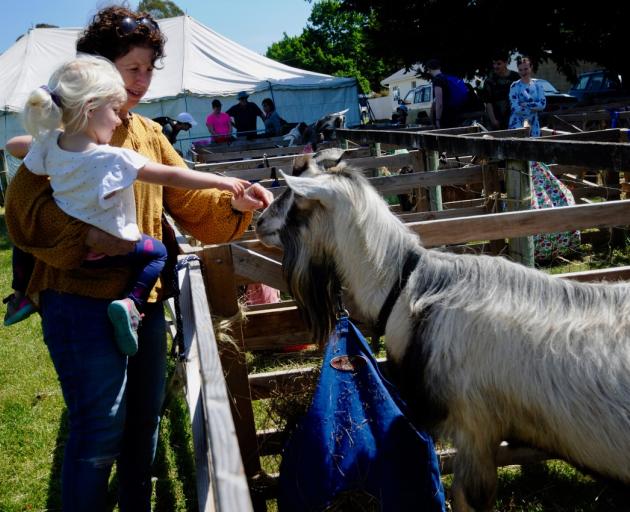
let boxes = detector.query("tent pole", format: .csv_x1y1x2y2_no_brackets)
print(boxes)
180,94,191,155
267,81,276,105
2,110,7,148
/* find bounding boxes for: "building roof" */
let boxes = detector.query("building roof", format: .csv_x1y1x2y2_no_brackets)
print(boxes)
381,65,424,87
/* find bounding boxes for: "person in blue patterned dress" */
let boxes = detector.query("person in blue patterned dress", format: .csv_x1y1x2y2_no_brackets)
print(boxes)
508,56,546,136
508,56,580,262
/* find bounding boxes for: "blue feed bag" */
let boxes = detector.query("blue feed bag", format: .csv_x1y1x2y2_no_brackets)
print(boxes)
279,316,445,511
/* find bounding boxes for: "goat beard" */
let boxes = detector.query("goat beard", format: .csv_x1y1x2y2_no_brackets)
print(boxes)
282,239,340,347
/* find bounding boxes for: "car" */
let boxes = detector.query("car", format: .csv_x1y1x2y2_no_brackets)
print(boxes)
396,84,434,125
568,70,630,105
395,81,485,126
536,79,578,111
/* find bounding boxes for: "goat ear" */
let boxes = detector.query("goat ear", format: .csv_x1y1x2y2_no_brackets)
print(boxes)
280,170,335,207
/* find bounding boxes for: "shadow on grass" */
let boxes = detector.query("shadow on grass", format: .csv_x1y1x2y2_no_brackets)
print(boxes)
45,410,66,511
495,461,630,512
154,385,198,511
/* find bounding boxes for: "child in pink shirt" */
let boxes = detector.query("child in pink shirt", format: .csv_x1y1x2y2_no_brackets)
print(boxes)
206,99,233,143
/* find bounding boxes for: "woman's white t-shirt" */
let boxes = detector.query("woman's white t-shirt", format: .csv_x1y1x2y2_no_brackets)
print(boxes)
24,130,149,241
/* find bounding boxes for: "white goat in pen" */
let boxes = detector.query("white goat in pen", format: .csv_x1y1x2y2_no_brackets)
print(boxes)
255,152,630,511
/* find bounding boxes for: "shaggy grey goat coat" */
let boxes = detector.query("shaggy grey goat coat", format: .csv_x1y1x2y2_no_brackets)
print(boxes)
255,154,630,511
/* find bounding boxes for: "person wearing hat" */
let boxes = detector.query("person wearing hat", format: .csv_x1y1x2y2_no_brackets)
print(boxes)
153,112,197,144
226,91,264,139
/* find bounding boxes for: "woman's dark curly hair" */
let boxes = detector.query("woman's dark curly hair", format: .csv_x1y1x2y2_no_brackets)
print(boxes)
76,5,165,65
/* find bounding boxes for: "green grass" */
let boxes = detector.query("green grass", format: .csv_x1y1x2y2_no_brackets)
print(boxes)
494,461,630,511
540,235,630,275
0,210,63,511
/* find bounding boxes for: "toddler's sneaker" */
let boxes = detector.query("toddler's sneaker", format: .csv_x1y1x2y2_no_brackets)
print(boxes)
3,293,37,326
107,298,141,356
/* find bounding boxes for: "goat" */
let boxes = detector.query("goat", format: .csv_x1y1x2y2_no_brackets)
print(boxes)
284,109,348,149
255,152,630,511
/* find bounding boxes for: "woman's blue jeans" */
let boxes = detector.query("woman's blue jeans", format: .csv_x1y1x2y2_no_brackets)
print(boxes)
40,290,167,511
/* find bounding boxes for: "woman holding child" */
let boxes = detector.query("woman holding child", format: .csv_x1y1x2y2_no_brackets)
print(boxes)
5,6,271,510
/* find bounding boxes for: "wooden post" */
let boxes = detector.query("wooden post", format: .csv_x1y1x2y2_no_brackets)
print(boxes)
618,128,629,204
425,149,443,211
178,260,254,512
505,159,534,266
603,169,625,246
481,159,506,255
199,244,265,510
410,149,429,212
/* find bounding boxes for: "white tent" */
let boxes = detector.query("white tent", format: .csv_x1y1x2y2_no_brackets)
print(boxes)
0,15,360,153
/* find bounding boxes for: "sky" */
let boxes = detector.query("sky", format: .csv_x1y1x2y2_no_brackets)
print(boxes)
0,0,313,56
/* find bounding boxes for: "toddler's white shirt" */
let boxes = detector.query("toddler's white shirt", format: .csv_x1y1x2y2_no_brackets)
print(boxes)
24,130,149,241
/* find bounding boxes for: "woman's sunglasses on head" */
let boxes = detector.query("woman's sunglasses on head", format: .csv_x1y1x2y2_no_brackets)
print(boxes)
118,16,159,36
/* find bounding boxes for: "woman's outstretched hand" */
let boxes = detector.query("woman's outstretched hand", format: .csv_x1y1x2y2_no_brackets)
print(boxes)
218,176,250,198
231,183,273,212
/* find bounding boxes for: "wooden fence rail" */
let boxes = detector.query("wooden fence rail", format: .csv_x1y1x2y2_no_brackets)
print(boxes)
338,126,630,170
193,145,368,171
175,259,253,511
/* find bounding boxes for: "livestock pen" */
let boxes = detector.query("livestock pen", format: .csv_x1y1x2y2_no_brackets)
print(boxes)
169,125,630,510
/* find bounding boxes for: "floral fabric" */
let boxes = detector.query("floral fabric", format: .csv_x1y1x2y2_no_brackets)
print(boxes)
530,161,581,262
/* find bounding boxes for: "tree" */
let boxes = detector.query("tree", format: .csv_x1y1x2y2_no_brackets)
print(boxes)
266,0,393,93
340,0,630,85
137,0,184,19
